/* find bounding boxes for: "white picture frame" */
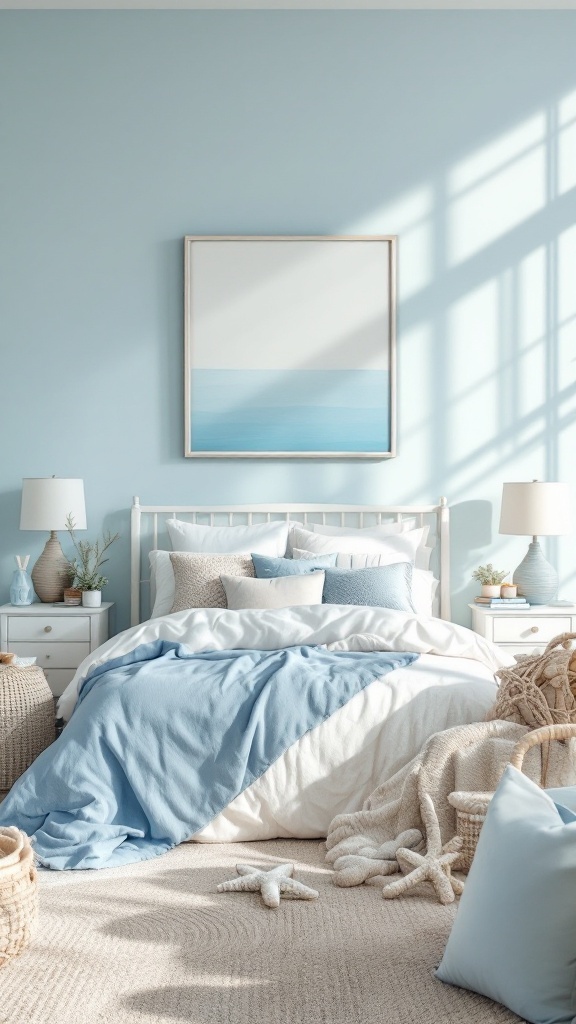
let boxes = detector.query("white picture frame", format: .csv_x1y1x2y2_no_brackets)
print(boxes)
184,235,397,459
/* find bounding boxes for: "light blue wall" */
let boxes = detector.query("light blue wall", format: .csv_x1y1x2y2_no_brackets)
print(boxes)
1,11,575,631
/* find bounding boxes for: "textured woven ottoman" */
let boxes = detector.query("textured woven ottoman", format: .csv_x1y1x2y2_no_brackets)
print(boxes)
0,663,55,792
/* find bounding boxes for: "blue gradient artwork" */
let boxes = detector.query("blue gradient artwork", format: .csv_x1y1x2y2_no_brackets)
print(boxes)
191,369,389,453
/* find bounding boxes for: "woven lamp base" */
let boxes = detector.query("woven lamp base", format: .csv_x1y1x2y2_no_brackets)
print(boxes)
30,531,71,603
0,666,55,790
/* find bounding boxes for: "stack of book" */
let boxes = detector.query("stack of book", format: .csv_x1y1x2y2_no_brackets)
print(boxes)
474,596,531,609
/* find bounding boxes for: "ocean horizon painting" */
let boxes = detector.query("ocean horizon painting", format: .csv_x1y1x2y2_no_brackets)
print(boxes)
184,237,396,458
191,369,390,452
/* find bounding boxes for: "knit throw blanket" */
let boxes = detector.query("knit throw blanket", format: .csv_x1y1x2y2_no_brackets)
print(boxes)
325,719,576,883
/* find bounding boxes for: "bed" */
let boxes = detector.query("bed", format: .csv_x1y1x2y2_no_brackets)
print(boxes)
0,498,512,870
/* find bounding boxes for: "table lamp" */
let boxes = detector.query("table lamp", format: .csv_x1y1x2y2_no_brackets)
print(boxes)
20,477,87,603
499,480,572,604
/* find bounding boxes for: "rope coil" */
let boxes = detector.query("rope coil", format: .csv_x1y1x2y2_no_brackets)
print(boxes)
490,631,576,729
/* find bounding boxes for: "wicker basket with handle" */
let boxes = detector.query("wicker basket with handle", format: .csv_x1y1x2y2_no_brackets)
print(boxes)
447,790,495,872
448,722,576,871
0,827,38,966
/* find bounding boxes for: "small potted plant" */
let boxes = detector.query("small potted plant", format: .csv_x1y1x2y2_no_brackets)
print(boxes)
66,516,120,608
472,563,509,598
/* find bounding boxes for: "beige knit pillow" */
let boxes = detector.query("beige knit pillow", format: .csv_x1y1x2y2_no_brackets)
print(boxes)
169,553,255,612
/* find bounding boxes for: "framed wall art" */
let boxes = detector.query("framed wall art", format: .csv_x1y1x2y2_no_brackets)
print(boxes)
184,235,396,459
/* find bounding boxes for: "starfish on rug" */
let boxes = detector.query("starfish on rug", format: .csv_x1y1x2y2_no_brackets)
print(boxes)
382,794,464,906
329,829,424,887
216,862,320,909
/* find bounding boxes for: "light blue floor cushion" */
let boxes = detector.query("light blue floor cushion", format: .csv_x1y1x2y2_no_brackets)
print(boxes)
436,764,576,1024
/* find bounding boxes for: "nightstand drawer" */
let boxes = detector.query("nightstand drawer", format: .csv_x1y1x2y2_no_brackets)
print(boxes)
505,644,547,658
7,616,90,643
44,669,76,697
10,642,90,670
493,616,571,644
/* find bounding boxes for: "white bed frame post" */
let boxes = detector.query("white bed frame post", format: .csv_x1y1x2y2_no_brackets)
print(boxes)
131,496,142,628
439,496,451,622
130,497,451,626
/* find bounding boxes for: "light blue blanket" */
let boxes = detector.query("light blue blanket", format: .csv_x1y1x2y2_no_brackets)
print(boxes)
0,641,417,870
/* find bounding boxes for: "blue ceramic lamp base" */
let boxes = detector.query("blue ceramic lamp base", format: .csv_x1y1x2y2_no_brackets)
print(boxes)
513,539,558,605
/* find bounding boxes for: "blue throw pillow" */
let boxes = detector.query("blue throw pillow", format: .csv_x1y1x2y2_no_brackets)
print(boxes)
251,552,337,579
436,765,576,1024
322,562,414,612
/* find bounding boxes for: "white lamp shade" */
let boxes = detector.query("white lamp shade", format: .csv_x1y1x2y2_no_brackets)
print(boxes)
20,478,87,531
499,481,572,536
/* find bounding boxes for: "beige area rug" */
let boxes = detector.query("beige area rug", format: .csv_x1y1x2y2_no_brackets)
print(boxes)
0,839,521,1024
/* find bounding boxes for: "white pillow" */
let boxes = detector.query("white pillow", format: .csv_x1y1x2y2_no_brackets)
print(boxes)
410,569,438,616
149,550,176,618
290,525,430,568
292,549,438,616
306,521,429,544
221,571,325,610
293,544,433,571
166,518,289,556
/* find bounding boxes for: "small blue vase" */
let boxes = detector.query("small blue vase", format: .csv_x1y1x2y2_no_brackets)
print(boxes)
10,568,34,606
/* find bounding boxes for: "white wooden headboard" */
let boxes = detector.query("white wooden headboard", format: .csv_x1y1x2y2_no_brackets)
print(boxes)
130,497,451,625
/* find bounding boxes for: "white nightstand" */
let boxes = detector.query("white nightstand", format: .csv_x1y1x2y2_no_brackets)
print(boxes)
469,603,576,658
0,602,113,696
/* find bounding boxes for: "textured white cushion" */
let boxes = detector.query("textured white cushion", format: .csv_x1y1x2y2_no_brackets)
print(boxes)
170,553,254,612
166,518,289,556
221,572,325,610
150,550,258,618
290,526,431,569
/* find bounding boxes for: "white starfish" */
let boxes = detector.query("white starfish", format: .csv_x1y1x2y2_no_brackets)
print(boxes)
217,863,319,909
382,795,464,905
330,830,424,887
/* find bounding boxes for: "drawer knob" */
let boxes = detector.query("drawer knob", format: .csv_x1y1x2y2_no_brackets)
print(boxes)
45,654,50,659
530,626,539,633
44,625,52,633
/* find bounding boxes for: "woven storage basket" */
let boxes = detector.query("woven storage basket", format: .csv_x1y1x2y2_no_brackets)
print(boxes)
0,664,54,790
0,827,38,966
447,790,494,872
448,722,576,871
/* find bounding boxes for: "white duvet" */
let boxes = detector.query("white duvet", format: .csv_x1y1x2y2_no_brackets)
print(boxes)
58,605,513,842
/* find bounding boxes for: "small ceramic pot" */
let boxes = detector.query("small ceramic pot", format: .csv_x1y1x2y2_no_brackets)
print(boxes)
481,584,502,598
64,588,82,607
500,584,517,598
81,590,102,608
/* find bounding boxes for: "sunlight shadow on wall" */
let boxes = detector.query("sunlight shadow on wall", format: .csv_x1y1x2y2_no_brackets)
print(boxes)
448,114,546,267
344,87,576,614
